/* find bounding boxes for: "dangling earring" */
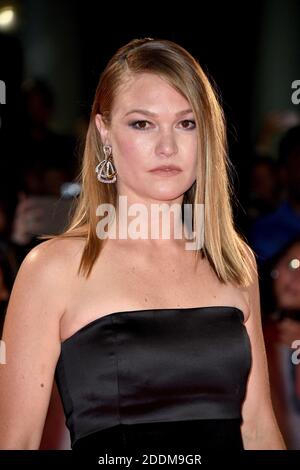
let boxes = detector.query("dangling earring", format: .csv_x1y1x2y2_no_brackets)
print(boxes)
95,144,117,183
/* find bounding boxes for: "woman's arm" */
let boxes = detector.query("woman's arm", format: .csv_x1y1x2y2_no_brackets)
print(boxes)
241,250,286,449
0,239,68,449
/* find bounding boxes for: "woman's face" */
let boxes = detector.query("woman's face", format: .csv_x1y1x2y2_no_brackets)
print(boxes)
96,73,198,203
273,243,300,309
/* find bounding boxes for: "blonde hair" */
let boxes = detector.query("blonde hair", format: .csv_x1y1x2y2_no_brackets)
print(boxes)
40,38,256,286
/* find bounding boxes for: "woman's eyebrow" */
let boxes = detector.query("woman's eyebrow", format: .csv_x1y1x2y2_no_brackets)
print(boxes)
123,108,193,117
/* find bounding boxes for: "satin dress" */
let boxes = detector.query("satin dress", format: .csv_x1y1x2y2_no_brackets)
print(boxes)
55,306,251,452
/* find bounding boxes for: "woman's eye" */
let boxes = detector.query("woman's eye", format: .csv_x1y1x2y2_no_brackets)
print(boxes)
179,120,196,129
129,120,152,130
128,119,196,130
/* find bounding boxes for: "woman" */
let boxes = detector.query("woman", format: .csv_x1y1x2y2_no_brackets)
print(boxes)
0,38,285,451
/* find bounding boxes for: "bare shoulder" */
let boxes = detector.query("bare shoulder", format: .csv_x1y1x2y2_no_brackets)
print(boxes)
22,236,86,270
4,236,87,338
18,237,86,286
0,236,86,448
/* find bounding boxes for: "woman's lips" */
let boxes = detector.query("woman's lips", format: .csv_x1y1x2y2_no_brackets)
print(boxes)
149,169,182,176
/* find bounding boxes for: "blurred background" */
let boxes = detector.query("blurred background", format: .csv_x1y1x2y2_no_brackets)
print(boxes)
0,0,300,450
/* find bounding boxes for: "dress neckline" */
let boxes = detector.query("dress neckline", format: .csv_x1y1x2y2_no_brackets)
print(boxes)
60,305,245,346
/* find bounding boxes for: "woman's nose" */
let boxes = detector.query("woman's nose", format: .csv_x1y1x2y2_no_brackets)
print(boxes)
155,130,178,157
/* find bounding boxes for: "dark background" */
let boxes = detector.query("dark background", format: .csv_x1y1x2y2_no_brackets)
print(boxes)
0,0,299,227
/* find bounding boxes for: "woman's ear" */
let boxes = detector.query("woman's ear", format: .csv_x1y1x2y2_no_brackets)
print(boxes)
95,114,110,144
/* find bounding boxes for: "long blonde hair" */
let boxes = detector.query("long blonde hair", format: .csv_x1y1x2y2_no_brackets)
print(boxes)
41,38,256,286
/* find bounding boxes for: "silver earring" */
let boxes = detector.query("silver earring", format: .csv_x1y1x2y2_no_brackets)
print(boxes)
95,145,117,183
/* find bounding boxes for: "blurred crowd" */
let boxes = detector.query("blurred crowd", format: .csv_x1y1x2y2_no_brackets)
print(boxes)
245,112,300,449
0,77,84,328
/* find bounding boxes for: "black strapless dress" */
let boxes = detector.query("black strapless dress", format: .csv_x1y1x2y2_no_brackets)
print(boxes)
54,306,251,452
